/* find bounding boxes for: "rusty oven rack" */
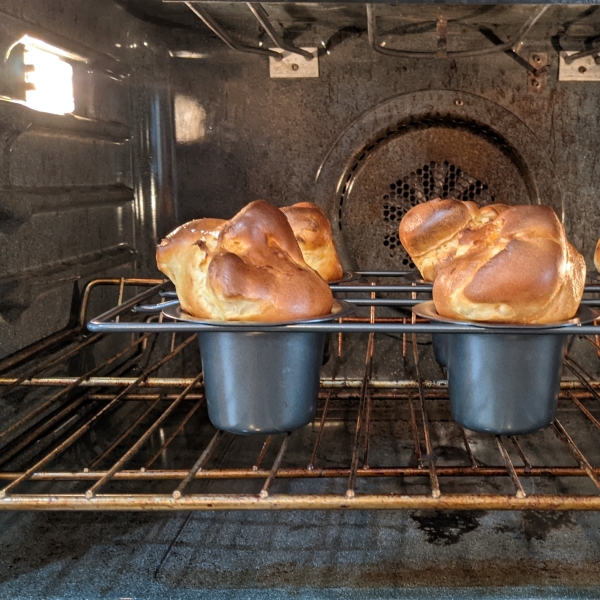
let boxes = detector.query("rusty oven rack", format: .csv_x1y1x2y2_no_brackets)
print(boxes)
1,277,600,510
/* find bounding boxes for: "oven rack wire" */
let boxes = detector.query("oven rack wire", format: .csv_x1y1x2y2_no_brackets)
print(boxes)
0,276,600,510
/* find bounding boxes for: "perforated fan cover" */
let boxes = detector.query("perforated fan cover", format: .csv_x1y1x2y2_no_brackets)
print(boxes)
382,160,495,265
336,123,530,271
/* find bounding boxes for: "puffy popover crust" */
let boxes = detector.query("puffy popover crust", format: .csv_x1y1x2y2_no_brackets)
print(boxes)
398,198,509,282
433,205,586,324
156,200,333,321
280,202,344,282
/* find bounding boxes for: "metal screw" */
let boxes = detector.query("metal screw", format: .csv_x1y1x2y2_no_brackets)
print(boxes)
579,66,587,74
291,63,299,71
454,99,464,106
532,80,540,88
533,55,541,63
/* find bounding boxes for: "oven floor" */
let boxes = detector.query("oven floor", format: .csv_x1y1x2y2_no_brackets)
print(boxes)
0,509,598,599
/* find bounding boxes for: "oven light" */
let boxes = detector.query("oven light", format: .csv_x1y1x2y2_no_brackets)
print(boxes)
19,35,75,115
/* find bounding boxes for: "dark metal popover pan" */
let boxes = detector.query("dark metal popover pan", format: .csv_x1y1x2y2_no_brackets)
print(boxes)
413,301,599,435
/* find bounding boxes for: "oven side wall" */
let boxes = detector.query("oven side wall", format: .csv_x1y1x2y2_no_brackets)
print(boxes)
0,0,175,360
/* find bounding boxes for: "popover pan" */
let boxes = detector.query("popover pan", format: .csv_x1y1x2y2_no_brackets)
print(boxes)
163,300,353,435
413,302,598,435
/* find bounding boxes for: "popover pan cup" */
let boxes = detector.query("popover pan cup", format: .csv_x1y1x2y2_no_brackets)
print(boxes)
199,330,325,434
163,301,353,435
432,333,448,367
445,332,567,435
413,302,598,435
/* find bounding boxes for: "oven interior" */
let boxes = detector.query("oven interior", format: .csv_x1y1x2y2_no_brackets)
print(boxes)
2,0,600,595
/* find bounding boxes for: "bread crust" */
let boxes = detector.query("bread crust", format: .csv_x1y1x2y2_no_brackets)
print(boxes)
156,201,333,321
433,205,586,324
280,202,344,281
398,198,509,281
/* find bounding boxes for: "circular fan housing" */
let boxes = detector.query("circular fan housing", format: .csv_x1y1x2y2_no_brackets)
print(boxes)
339,122,530,271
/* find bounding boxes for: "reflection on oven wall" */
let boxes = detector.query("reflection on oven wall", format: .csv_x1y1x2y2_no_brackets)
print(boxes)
0,0,176,360
2,0,600,361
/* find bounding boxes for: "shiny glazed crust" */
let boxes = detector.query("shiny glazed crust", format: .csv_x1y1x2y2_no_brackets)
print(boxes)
398,198,509,282
156,201,333,321
433,205,586,324
280,202,344,282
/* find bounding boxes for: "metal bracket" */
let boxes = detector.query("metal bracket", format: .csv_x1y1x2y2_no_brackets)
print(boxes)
559,50,600,81
562,45,600,66
269,48,318,78
247,3,313,61
185,2,313,64
528,52,547,93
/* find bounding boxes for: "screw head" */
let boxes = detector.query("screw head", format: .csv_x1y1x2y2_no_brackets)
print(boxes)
579,65,587,74
532,80,541,88
454,99,464,106
533,55,541,63
291,63,299,72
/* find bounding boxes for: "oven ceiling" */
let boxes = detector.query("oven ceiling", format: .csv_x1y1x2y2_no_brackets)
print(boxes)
115,0,203,29
117,0,600,25
116,1,600,32
115,1,600,53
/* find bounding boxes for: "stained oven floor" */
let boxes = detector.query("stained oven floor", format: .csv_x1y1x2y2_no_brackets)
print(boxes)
0,507,600,598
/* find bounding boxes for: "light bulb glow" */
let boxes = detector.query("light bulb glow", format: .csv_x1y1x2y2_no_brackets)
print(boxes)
20,36,74,115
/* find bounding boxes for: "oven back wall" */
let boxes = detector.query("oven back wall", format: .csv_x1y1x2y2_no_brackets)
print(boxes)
0,0,175,360
170,12,600,273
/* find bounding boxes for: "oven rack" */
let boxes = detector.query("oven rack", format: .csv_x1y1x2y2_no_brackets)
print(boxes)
1,277,600,510
88,273,600,335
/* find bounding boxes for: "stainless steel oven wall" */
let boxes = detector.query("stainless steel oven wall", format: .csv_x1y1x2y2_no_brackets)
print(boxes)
0,0,176,360
167,4,600,272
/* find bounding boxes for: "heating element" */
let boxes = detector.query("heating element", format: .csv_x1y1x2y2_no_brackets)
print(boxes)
0,278,600,511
